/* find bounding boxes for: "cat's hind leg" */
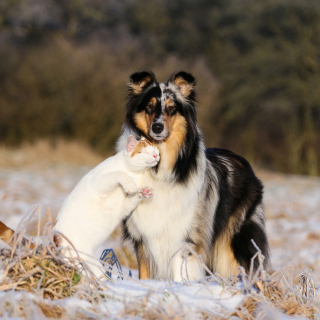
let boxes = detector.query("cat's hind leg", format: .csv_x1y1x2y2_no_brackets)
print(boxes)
58,238,107,281
78,252,108,281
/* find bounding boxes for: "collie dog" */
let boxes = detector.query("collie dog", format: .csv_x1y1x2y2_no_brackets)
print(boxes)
117,71,269,281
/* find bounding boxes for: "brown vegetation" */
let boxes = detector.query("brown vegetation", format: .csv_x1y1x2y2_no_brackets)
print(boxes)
0,139,103,169
1,0,320,175
0,212,319,319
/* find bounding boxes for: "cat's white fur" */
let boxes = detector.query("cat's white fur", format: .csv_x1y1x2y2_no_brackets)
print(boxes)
53,136,160,278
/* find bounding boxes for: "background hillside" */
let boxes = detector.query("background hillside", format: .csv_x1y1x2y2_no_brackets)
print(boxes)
1,0,320,175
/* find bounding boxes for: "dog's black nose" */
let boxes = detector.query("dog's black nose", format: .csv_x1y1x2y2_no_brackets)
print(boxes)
152,123,164,134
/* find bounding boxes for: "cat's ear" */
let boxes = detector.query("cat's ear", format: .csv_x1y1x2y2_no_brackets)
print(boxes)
126,135,138,152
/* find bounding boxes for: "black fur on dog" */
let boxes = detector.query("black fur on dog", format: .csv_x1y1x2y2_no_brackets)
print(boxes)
119,70,269,280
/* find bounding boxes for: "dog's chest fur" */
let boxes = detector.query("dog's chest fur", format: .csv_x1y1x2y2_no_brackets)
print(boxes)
126,148,207,279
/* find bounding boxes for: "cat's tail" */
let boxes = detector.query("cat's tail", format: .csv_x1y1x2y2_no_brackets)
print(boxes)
0,220,63,248
0,220,34,248
0,220,64,250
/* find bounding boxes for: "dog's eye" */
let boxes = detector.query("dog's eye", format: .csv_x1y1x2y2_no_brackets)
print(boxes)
147,103,155,111
168,105,175,111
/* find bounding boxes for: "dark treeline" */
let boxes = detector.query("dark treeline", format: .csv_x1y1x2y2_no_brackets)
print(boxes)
0,0,319,175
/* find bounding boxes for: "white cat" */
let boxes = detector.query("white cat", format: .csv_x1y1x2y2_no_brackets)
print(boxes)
53,135,160,278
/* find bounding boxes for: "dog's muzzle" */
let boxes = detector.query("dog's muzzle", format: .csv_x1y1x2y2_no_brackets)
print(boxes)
150,122,168,141
152,123,164,134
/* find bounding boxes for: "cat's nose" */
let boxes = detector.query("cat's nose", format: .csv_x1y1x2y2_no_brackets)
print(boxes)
152,123,164,134
152,153,158,159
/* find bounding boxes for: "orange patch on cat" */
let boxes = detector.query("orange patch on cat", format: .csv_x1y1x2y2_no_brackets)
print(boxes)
130,139,153,157
0,221,15,245
0,221,34,248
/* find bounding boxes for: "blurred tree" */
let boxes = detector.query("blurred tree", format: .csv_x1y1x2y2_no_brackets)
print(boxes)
206,0,320,174
0,0,319,175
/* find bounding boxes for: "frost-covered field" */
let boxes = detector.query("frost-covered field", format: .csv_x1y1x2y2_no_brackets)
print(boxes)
260,171,320,280
0,143,319,319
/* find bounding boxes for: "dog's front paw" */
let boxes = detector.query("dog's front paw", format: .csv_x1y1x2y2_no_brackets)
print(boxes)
139,187,154,199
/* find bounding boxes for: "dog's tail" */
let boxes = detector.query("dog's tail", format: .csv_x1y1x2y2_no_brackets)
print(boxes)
0,221,35,248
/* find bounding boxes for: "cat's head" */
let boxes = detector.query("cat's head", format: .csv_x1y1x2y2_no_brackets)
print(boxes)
125,135,160,172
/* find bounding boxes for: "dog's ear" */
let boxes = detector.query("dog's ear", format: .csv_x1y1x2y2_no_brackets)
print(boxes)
128,71,156,95
168,71,196,100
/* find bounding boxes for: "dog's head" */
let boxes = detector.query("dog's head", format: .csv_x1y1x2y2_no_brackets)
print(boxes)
125,71,197,143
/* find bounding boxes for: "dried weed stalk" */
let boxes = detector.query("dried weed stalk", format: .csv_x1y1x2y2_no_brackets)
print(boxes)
0,208,111,318
1,210,320,320
215,241,319,320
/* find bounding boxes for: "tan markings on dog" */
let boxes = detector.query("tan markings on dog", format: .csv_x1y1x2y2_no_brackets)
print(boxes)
149,97,157,107
136,241,151,280
130,139,153,158
174,76,194,97
130,75,152,95
139,262,150,280
134,97,157,134
211,232,239,278
209,212,247,277
165,98,174,108
134,111,151,137
159,112,187,171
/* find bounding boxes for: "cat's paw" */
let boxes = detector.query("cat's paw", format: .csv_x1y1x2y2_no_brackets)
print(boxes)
139,187,154,199
123,183,138,195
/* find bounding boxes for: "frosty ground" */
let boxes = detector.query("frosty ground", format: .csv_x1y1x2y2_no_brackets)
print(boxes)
0,141,319,319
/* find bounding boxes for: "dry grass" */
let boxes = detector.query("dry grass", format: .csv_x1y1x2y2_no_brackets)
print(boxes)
0,139,104,169
229,273,318,319
119,293,186,320
0,208,111,319
207,250,320,320
0,212,319,319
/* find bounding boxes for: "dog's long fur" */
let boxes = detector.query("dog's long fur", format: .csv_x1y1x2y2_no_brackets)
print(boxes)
119,71,269,281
